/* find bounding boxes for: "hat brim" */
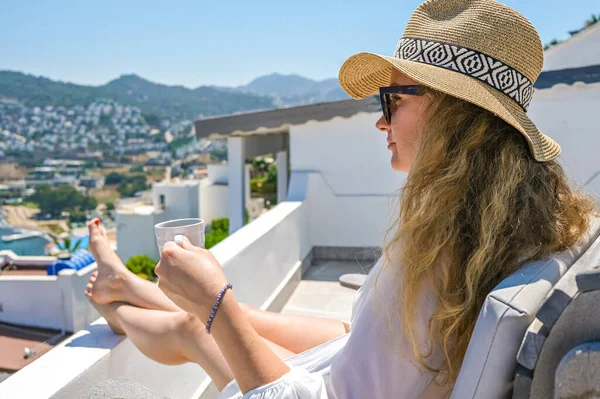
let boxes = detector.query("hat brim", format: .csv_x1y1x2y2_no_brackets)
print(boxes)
338,52,560,162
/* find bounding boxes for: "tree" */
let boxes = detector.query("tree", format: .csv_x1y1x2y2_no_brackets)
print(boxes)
68,210,87,224
51,235,84,253
79,195,98,211
586,14,599,27
205,229,228,249
130,164,144,173
170,167,183,178
29,185,79,218
105,172,125,185
545,13,600,50
266,163,277,185
202,216,249,249
126,255,157,280
210,147,228,162
28,184,97,219
142,112,161,127
117,174,148,197
105,201,115,211
211,217,229,233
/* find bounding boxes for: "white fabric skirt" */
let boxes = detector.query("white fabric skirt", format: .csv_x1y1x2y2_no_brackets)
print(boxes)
217,333,350,399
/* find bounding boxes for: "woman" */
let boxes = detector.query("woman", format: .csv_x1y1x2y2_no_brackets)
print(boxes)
86,0,597,397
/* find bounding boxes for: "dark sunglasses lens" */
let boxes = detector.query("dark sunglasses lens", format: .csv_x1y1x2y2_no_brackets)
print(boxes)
383,93,392,123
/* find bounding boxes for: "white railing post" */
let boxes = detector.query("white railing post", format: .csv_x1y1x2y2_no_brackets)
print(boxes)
277,151,288,203
228,137,246,234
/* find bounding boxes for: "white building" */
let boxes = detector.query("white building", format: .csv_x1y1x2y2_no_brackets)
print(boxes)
0,250,99,332
115,165,250,262
3,25,600,399
529,22,600,197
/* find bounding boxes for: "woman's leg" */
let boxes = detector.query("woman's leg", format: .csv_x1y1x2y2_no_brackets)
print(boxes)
90,301,295,391
87,219,347,357
87,219,180,312
239,303,350,354
86,219,297,390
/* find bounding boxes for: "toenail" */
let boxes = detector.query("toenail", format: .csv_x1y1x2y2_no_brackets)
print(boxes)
94,219,100,225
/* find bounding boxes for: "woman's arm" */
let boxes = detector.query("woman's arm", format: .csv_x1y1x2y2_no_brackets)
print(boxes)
204,292,292,394
154,239,294,393
154,239,335,394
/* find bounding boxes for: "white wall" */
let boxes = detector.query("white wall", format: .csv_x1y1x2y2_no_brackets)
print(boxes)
200,183,228,225
306,172,394,247
0,265,99,332
290,112,402,248
528,82,600,197
152,182,201,221
211,200,310,308
117,182,202,262
0,275,62,329
207,164,228,184
2,308,217,399
116,212,162,262
291,113,403,196
0,251,56,267
66,265,103,332
543,24,600,71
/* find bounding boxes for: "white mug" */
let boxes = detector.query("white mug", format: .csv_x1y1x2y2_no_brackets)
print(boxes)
154,218,205,255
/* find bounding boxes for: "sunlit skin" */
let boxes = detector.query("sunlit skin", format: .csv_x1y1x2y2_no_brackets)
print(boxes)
376,69,431,173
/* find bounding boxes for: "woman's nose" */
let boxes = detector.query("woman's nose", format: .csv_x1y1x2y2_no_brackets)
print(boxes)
376,114,390,133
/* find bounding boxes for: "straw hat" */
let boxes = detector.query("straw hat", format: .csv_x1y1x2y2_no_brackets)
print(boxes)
338,0,560,162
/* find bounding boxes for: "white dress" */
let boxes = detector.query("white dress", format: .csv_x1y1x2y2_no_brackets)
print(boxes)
217,259,450,399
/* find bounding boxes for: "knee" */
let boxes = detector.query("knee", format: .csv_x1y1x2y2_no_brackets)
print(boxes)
175,311,202,335
238,302,257,318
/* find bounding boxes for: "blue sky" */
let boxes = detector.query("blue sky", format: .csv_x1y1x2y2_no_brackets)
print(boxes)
1,0,598,88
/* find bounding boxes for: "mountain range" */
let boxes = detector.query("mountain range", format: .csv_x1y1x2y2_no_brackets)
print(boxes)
211,73,347,107
0,71,348,122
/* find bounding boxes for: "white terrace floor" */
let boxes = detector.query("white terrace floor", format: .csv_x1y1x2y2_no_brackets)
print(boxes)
280,260,364,321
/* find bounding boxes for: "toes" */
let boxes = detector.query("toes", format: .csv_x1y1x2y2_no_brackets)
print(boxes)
89,275,97,283
86,283,93,292
88,219,101,236
84,290,92,299
92,270,98,278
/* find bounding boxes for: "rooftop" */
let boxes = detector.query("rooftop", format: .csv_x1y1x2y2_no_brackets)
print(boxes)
116,204,161,216
536,22,600,89
194,96,380,139
153,179,201,187
0,322,66,373
0,268,47,277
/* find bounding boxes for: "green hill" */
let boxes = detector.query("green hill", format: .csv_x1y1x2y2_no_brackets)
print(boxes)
0,71,276,120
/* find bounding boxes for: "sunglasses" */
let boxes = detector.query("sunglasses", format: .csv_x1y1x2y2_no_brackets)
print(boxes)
379,85,425,124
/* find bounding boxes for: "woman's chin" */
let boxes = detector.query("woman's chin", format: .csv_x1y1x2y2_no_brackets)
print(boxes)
390,157,405,172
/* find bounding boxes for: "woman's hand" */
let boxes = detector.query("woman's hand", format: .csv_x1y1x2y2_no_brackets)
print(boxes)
156,237,291,394
155,237,228,320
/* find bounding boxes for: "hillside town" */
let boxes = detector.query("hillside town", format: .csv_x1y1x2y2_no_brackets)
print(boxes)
0,99,173,159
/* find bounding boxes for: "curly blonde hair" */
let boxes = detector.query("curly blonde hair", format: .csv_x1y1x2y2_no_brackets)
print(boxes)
379,90,597,385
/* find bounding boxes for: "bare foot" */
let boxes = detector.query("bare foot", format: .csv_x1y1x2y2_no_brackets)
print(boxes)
86,218,130,305
84,290,125,335
85,218,179,313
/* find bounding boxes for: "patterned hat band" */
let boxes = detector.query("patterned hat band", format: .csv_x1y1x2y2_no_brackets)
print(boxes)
394,37,534,111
